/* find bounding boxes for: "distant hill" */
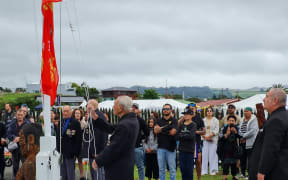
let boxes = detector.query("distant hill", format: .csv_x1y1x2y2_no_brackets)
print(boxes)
103,85,265,99
130,86,232,99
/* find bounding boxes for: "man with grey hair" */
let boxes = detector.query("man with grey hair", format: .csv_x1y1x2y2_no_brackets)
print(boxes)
256,88,288,180
55,105,82,180
87,95,139,180
84,99,107,180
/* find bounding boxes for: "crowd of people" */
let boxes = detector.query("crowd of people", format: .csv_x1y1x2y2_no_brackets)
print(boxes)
0,88,287,180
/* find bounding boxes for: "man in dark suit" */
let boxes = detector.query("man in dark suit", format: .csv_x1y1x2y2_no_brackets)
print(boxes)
55,105,82,180
88,96,139,180
257,88,288,180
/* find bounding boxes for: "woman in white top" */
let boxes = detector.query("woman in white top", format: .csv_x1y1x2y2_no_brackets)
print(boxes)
201,107,219,175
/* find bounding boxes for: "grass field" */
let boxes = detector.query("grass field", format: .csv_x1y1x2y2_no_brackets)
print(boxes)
134,166,246,180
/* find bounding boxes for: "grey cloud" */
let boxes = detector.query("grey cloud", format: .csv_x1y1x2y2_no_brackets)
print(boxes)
1,0,288,89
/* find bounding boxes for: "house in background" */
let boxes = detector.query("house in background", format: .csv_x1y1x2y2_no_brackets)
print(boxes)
102,87,137,101
26,82,76,96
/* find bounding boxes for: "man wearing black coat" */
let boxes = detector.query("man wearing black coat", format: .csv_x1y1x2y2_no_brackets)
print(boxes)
55,105,82,180
257,88,288,180
132,103,149,180
0,122,6,180
88,96,139,180
84,99,108,180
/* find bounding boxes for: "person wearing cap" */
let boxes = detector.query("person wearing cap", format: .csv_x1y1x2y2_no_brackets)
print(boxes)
132,103,149,180
219,104,241,130
177,107,197,180
238,107,258,179
188,103,205,180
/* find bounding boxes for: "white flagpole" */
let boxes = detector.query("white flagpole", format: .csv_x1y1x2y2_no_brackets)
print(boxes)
43,94,51,136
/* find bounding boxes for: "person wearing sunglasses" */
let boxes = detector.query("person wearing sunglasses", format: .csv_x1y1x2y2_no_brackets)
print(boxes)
154,104,177,180
201,107,219,176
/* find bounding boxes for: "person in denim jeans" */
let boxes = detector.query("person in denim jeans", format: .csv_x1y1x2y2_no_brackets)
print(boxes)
154,104,177,180
178,107,197,180
132,103,149,180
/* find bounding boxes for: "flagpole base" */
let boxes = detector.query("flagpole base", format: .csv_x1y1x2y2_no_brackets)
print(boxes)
36,136,60,180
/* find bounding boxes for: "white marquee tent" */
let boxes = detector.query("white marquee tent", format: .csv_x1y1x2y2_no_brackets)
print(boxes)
99,99,188,112
231,94,288,111
231,94,266,111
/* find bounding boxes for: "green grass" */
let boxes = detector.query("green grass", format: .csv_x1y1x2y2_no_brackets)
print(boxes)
134,166,246,180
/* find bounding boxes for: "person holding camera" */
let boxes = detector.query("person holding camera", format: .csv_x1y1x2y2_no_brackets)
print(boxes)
219,115,241,180
177,107,197,180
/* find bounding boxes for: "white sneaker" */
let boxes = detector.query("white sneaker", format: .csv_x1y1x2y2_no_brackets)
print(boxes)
210,172,216,175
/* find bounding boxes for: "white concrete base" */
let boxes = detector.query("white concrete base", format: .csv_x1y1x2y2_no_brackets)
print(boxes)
36,136,60,180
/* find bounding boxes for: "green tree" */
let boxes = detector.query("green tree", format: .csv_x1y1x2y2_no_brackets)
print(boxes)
172,94,183,99
72,82,99,98
266,84,288,93
0,93,40,110
15,88,26,93
89,88,99,98
143,89,159,99
186,97,202,103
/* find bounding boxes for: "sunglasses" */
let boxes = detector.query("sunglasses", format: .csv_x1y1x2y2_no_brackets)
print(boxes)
207,110,213,112
188,103,196,107
162,108,171,111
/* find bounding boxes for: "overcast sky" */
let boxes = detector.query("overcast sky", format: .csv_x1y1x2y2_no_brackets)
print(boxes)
1,0,288,90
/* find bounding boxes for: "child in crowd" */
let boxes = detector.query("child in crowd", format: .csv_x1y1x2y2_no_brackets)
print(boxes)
143,118,159,180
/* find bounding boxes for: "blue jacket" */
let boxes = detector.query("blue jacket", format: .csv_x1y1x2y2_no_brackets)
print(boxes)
7,118,30,142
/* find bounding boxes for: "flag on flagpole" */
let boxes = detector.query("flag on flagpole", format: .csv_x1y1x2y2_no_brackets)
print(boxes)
40,0,61,106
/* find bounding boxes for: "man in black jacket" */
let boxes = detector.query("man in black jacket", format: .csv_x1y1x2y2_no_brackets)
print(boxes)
56,105,82,180
0,122,6,180
132,103,149,180
257,88,288,180
88,96,139,180
85,99,109,180
154,104,177,180
7,109,29,180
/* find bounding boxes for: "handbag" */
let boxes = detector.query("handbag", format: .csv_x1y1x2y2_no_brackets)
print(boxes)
8,141,18,151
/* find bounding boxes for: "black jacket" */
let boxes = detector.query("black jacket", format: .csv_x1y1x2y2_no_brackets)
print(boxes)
156,116,177,152
83,109,107,157
0,122,6,149
248,130,265,180
177,121,197,153
257,107,288,180
94,112,139,180
7,119,29,142
56,117,82,158
135,116,149,148
218,125,241,161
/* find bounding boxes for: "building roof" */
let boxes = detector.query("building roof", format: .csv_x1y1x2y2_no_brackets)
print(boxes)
102,87,137,92
197,99,240,107
36,96,85,103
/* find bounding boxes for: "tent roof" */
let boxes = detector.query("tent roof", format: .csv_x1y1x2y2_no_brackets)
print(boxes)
99,99,188,110
197,99,239,107
232,94,288,110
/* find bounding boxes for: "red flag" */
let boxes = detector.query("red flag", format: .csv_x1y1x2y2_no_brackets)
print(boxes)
41,0,61,106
